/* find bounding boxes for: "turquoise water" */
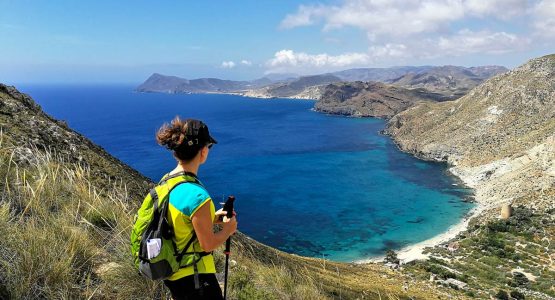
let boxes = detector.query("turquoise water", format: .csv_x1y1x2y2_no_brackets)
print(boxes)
20,85,474,262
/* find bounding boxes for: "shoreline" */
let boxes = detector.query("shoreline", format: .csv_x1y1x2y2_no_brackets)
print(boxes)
359,164,488,264
357,204,484,264
365,204,485,264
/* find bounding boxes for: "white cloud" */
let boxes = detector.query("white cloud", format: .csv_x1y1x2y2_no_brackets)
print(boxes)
532,0,555,38
368,44,409,59
266,49,370,72
435,29,527,55
280,4,328,29
265,29,527,74
281,0,530,38
275,0,541,70
221,61,236,68
464,0,528,19
266,48,415,74
240,60,252,66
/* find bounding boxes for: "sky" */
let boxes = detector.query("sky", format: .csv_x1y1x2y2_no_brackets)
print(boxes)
0,0,554,84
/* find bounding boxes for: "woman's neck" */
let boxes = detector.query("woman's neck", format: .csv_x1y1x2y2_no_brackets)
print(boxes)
172,160,199,176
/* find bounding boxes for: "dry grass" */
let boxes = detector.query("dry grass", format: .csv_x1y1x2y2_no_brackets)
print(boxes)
0,137,164,299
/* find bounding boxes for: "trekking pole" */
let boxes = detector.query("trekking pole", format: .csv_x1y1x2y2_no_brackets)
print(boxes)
222,195,235,300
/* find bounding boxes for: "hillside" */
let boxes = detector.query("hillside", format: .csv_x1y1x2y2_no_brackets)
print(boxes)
0,84,457,299
314,81,446,118
384,54,555,299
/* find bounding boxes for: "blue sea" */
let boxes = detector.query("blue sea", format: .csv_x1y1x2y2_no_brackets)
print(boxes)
20,84,474,262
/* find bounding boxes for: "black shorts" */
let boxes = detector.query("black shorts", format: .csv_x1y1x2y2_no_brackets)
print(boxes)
164,273,223,300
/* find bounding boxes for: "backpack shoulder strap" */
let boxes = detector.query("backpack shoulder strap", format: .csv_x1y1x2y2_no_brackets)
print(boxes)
159,171,202,186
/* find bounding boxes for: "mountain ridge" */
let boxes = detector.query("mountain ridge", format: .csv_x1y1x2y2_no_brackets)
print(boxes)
136,65,508,99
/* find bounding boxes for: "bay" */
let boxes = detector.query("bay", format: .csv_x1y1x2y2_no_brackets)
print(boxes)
20,84,474,262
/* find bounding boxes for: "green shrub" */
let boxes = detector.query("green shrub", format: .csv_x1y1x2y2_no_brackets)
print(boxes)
510,290,525,300
512,272,529,287
384,250,400,264
495,289,509,300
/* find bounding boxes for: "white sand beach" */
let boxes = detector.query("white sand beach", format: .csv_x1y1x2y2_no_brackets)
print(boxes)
358,165,494,264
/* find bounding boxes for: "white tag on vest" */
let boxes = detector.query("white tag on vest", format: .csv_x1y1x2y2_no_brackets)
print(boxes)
146,238,162,259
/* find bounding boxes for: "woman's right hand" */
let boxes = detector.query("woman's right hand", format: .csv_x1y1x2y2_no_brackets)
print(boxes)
222,215,237,236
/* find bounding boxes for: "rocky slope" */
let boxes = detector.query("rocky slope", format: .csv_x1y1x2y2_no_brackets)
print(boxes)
0,84,151,198
314,81,446,118
385,54,555,214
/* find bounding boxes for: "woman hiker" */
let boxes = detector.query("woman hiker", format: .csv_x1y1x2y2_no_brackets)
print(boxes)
156,117,237,299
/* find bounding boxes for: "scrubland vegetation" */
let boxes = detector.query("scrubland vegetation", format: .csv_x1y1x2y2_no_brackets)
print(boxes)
405,206,554,299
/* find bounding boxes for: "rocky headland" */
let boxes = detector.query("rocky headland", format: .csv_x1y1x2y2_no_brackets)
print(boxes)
314,81,448,118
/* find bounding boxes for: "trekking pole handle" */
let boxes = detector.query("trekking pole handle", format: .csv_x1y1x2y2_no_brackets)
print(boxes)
223,195,235,254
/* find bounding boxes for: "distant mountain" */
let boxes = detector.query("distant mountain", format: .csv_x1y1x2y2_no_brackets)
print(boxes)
136,73,189,93
314,81,445,118
387,65,509,98
241,74,342,99
136,73,268,93
137,65,508,101
263,73,299,82
331,66,433,82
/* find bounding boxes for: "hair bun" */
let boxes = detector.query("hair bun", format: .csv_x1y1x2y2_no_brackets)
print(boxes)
156,116,188,150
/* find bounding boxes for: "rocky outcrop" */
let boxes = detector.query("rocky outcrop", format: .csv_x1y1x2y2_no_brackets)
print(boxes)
385,54,555,214
314,81,446,118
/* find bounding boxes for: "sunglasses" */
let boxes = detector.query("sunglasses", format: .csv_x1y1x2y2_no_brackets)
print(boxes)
207,143,214,149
